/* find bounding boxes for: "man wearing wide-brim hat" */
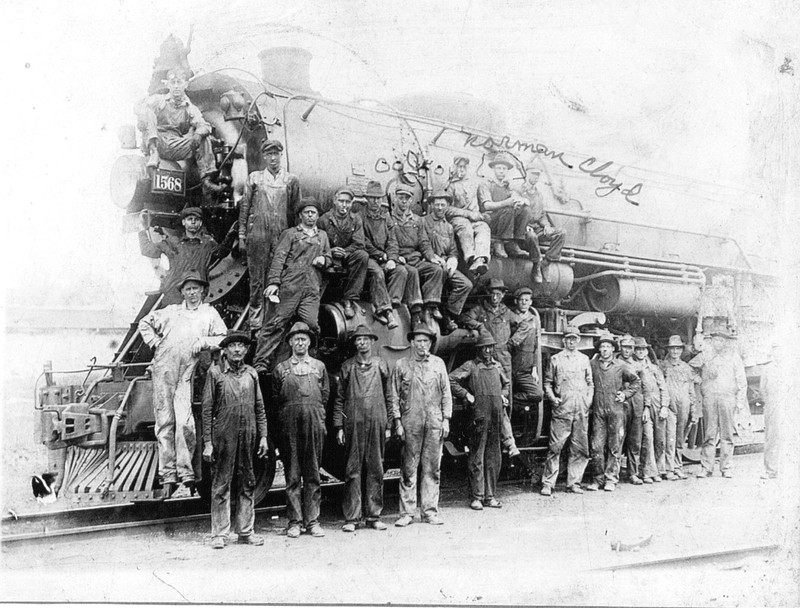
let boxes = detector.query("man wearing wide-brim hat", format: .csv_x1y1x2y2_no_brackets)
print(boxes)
238,138,301,330
333,325,392,532
445,155,492,276
449,330,510,510
477,151,533,260
633,337,669,484
139,270,228,497
253,197,332,373
390,323,453,526
689,328,747,478
272,322,330,538
202,331,268,549
659,334,697,480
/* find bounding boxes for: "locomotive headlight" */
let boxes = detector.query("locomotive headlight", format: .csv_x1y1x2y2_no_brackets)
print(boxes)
110,154,146,209
220,90,246,121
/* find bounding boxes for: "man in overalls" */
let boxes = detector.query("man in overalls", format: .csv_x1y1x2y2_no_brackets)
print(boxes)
333,325,392,532
449,331,509,510
541,326,594,496
272,322,330,538
239,139,302,329
617,334,645,485
633,337,669,484
659,334,697,480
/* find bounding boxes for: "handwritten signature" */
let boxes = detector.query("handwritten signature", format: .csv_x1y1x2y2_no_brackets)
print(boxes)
460,132,642,206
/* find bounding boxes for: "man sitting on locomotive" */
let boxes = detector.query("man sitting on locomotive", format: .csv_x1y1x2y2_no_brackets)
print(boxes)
445,156,491,276
477,151,532,260
135,68,224,201
317,188,370,320
519,166,566,283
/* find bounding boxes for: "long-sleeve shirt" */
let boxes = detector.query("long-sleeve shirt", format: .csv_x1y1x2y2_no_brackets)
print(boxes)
544,350,594,403
138,301,227,353
266,226,332,289
689,350,748,406
140,93,210,141
445,176,481,219
639,360,669,415
519,183,553,229
317,210,366,254
391,210,434,266
590,358,641,413
239,168,301,241
508,309,538,374
463,301,513,352
420,214,458,261
660,358,697,417
332,355,392,429
449,358,510,401
361,208,399,262
202,361,267,445
138,232,220,301
388,355,452,421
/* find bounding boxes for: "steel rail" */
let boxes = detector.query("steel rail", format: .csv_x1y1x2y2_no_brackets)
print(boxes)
589,543,781,572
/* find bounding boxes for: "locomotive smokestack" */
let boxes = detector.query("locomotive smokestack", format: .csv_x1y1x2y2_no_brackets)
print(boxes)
259,47,317,94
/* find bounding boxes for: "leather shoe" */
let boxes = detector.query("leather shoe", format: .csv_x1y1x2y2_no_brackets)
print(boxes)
367,520,388,530
585,483,600,492
395,515,414,527
604,483,616,492
508,446,521,457
424,515,444,525
237,534,264,546
504,241,529,258
385,310,398,330
643,477,654,484
675,470,688,480
653,475,662,483
484,498,502,508
341,523,356,533
286,525,301,538
629,475,643,485
428,306,443,321
211,537,225,549
492,241,508,258
343,300,356,319
721,471,733,479
470,499,484,511
695,470,711,478
569,485,584,494
441,317,459,335
540,485,552,496
533,266,544,283
307,523,325,537
664,472,679,481
469,257,489,276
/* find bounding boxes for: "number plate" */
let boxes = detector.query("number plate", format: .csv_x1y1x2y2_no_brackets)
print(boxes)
151,168,186,196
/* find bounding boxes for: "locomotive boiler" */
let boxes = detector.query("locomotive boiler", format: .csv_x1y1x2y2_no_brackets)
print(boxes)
35,37,776,508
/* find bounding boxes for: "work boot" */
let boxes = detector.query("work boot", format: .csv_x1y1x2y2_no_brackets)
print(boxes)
629,475,643,485
492,241,508,259
385,310,398,330
441,316,459,335
237,534,265,546
695,470,711,479
307,523,325,537
286,525,301,538
410,305,424,326
427,305,443,321
146,144,160,171
504,241,529,258
675,470,688,480
211,537,225,550
643,477,654,484
760,472,778,480
604,483,616,492
470,499,484,511
664,472,679,481
341,523,356,533
653,475,662,483
569,484,585,494
170,484,192,499
469,257,489,276
343,300,356,319
484,498,502,508
585,483,600,492
424,515,444,525
532,264,544,283
508,445,521,458
395,515,414,527
540,485,552,497
375,309,389,325
366,520,388,530
721,470,733,479
249,305,263,331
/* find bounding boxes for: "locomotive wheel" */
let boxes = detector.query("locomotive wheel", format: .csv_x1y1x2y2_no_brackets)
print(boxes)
195,436,277,507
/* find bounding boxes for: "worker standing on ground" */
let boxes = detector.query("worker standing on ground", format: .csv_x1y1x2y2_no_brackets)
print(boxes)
633,337,668,484
202,331,268,549
659,335,697,480
333,325,392,532
617,334,645,485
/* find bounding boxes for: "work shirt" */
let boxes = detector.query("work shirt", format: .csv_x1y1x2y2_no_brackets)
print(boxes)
617,354,644,409
317,210,366,253
689,350,747,405
273,354,330,409
138,232,220,300
508,309,538,374
267,225,332,289
391,209,435,266
445,176,481,219
333,355,392,430
143,93,210,140
389,354,452,422
464,301,513,353
544,349,594,417
590,358,641,413
239,168,301,242
420,214,458,260
519,183,553,229
139,301,227,354
638,359,669,416
477,178,513,213
660,358,697,417
449,357,509,418
361,208,400,262
202,361,267,446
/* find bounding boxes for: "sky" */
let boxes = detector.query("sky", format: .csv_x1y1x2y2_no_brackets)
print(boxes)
2,0,799,319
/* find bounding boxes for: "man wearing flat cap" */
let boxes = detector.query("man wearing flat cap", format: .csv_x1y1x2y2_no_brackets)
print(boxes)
519,166,566,283
273,322,330,538
449,331,509,510
659,335,697,480
617,334,646,485
541,326,593,495
239,138,302,329
477,151,532,260
139,271,228,497
318,188,371,321
588,333,641,492
135,68,225,201
253,197,331,372
689,329,747,478
139,206,231,306
390,324,453,526
445,156,492,276
202,331,268,549
421,190,474,333
334,325,393,532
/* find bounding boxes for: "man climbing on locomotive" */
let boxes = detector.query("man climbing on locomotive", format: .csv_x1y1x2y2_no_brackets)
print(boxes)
239,139,302,330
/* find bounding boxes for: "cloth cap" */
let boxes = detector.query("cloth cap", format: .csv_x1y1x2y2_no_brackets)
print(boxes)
287,322,315,343
428,189,452,203
485,278,508,293
296,197,321,214
260,139,284,153
180,206,203,220
619,334,635,347
596,333,617,349
350,325,378,342
220,330,253,349
634,337,649,348
475,331,497,348
365,180,385,198
177,270,208,290
488,151,515,169
395,185,414,197
563,326,580,338
335,188,355,200
407,323,437,342
514,287,533,298
667,335,685,348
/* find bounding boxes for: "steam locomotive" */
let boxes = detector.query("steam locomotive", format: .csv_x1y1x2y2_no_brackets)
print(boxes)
34,36,776,507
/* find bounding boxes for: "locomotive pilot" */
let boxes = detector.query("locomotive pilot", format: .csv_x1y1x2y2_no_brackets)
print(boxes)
238,139,302,330
273,322,330,538
445,156,491,276
202,331,268,549
391,185,446,324
477,151,532,260
317,188,370,320
138,271,228,497
253,198,331,373
391,324,453,527
588,334,641,492
659,335,697,480
449,331,509,510
633,337,669,484
519,166,566,283
420,190,474,334
361,180,413,328
541,326,593,496
333,325,393,532
135,68,225,201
